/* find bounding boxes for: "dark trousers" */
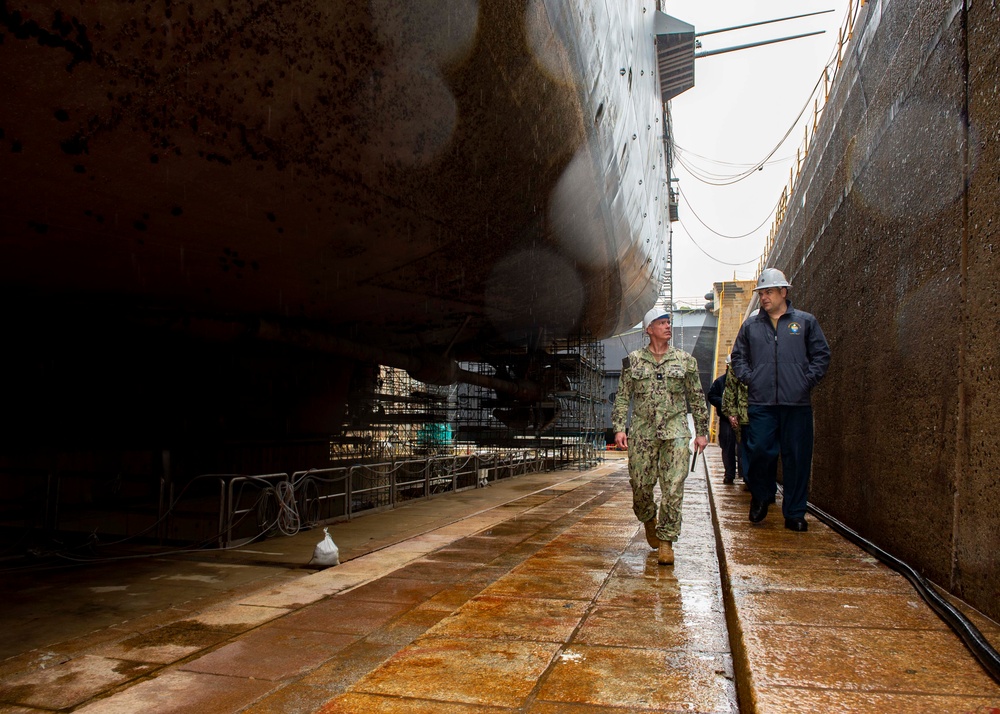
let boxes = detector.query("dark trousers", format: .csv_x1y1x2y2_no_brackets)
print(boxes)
745,405,814,519
738,425,773,483
737,427,749,480
718,418,737,479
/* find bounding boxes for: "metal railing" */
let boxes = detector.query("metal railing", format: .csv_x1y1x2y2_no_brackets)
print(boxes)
223,472,292,548
1,450,589,550
215,451,554,548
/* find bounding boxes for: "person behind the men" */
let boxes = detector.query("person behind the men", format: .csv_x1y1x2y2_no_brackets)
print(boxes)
707,358,738,484
721,354,749,483
612,307,709,565
730,268,831,532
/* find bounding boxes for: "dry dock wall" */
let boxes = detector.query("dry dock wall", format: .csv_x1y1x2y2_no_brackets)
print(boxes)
767,0,999,620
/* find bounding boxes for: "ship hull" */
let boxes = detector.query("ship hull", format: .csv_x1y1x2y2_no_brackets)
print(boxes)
0,0,669,450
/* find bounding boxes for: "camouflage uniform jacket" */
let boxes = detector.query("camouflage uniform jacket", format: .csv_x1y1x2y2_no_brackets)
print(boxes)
612,346,709,439
721,366,749,426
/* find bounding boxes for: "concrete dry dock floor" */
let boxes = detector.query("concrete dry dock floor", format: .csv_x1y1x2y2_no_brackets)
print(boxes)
0,456,737,713
0,450,997,712
704,448,1000,713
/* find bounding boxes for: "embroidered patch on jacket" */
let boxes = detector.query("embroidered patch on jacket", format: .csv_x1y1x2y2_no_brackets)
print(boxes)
788,322,801,334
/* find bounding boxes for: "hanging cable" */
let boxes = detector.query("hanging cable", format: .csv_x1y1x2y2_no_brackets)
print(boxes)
679,189,779,240
673,146,792,182
672,147,795,185
5,500,278,573
669,0,861,192
274,480,301,537
674,143,795,169
677,219,764,267
672,70,825,186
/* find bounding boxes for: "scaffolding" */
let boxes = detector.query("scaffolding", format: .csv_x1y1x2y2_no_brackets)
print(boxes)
329,365,454,464
451,332,604,471
327,332,604,472
548,335,605,469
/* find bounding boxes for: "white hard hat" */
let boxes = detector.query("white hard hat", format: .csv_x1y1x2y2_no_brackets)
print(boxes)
642,307,671,330
755,268,792,291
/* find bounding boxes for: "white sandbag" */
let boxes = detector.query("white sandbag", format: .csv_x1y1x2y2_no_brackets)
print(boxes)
308,527,340,568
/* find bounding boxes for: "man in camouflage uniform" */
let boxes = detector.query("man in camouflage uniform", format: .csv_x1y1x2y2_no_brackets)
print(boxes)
613,307,709,565
722,355,749,481
707,358,738,484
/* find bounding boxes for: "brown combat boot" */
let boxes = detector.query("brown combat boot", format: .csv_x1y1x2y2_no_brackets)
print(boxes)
643,518,659,549
657,540,674,565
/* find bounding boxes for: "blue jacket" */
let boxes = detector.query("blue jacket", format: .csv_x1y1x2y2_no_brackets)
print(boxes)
707,373,726,419
730,303,830,406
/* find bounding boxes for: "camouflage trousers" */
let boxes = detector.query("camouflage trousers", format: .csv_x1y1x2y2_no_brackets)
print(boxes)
627,435,690,542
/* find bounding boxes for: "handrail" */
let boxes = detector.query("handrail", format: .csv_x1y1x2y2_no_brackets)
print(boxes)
290,467,349,528
224,472,289,548
216,450,569,548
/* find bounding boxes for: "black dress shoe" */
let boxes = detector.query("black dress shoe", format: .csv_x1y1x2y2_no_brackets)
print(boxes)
767,494,776,504
784,517,808,532
723,475,735,484
749,498,769,523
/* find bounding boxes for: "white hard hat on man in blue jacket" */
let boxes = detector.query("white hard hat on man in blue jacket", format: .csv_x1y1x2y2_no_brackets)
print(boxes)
754,268,792,291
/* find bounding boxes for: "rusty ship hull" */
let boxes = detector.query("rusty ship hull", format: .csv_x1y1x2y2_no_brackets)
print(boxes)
0,0,670,456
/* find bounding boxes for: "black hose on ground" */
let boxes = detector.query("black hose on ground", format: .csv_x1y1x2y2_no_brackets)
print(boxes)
806,501,1000,685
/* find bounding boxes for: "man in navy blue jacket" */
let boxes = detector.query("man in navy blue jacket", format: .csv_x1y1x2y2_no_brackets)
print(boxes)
730,268,831,531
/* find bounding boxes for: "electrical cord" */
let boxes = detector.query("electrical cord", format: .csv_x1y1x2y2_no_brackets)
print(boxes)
673,148,783,183
274,480,301,536
55,472,245,551
804,499,1000,685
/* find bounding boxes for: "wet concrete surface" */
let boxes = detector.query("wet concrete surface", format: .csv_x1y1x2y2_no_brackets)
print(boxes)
707,451,1000,713
0,450,997,712
0,471,592,662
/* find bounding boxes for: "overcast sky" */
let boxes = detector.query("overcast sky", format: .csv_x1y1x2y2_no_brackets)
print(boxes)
665,0,849,305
